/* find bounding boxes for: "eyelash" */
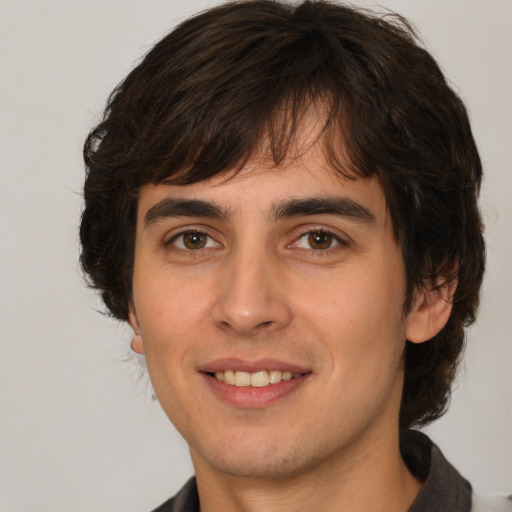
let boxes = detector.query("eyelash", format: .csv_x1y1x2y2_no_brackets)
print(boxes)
166,230,219,252
165,228,347,254
291,229,347,252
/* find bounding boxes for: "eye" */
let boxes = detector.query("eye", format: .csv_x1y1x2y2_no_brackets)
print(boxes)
169,231,218,250
295,231,340,250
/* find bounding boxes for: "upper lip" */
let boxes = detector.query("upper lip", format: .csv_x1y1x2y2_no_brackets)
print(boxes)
199,357,311,375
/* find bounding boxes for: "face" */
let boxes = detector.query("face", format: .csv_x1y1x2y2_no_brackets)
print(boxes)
129,142,421,480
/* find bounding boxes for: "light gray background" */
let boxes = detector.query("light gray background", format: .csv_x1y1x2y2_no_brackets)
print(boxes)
1,1,510,511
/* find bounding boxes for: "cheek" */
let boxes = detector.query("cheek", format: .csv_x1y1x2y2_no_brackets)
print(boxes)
134,267,212,336
304,266,405,332
300,268,407,375
135,278,207,415
132,272,215,393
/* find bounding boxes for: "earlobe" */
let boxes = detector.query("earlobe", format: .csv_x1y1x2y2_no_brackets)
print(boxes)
128,304,145,354
130,334,145,354
406,278,457,344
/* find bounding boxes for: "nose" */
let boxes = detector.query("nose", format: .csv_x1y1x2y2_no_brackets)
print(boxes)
211,248,293,337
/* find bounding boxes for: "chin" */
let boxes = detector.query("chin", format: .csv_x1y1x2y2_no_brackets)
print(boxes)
201,452,311,480
190,433,329,480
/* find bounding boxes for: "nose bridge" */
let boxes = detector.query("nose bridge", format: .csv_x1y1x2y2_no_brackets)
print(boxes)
211,239,291,336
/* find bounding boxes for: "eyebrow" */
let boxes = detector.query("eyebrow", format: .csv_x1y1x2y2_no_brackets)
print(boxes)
144,198,229,226
144,196,376,226
271,197,376,224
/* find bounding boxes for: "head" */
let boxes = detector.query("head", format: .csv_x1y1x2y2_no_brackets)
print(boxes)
80,0,484,431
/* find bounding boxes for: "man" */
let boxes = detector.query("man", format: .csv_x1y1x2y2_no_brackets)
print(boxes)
79,1,504,511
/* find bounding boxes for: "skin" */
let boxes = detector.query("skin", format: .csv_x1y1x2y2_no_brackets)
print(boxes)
128,139,452,512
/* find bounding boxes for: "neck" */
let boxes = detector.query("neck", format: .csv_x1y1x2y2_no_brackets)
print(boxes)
192,426,422,512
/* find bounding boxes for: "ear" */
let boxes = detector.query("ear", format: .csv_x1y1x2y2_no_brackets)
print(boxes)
406,277,457,344
128,304,145,354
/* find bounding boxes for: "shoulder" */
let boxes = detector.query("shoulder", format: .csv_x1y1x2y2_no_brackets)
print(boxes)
402,430,512,512
472,493,512,512
402,429,472,511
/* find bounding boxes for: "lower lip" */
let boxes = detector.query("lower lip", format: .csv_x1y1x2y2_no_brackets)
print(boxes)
203,373,310,409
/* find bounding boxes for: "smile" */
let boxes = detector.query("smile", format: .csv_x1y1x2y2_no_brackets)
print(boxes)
212,370,302,388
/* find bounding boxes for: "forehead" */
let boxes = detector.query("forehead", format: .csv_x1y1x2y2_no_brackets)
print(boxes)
137,140,389,230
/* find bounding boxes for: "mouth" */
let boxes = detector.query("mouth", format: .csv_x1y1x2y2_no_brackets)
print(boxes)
201,360,311,408
209,370,303,388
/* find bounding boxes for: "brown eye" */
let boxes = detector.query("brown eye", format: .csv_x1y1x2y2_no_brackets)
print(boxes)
183,232,207,249
295,231,340,250
308,232,334,249
171,231,216,250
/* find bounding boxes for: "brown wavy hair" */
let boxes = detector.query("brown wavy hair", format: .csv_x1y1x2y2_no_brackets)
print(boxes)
80,0,485,428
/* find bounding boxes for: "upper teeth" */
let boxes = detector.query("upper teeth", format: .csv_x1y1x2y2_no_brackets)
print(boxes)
214,370,302,387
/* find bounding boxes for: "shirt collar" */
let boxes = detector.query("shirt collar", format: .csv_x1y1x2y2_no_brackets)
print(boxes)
401,429,472,512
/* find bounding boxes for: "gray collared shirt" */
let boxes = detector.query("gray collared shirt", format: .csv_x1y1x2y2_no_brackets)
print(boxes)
401,429,471,511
